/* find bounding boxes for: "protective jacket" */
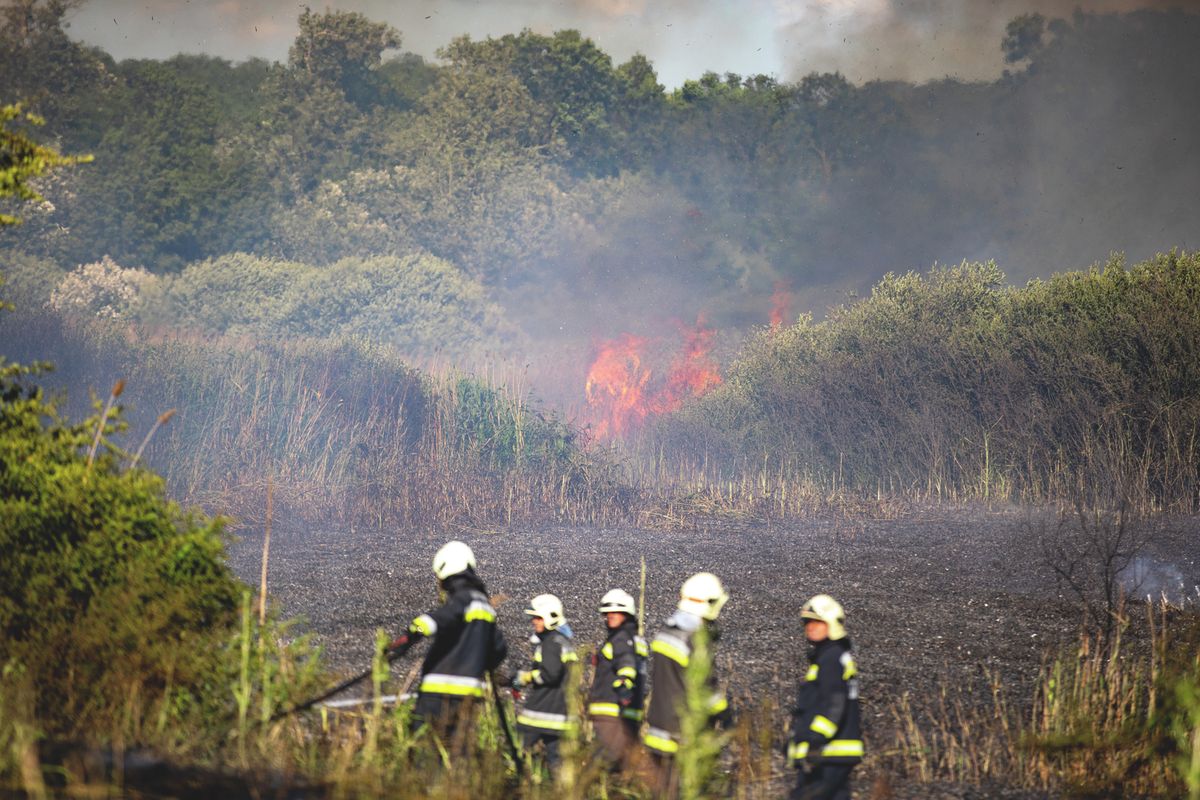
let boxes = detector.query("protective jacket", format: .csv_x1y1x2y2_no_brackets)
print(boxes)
588,618,648,721
516,628,578,733
409,570,507,700
643,610,729,755
787,638,864,766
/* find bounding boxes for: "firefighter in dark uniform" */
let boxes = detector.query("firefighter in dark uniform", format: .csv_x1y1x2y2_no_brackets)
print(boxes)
643,572,731,797
404,540,507,748
513,593,578,768
787,594,864,800
587,588,648,769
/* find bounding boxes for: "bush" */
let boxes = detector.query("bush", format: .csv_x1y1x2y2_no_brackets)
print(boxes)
151,251,512,357
659,252,1200,510
0,351,243,735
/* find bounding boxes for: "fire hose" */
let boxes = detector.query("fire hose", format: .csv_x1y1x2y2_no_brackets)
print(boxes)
269,634,417,722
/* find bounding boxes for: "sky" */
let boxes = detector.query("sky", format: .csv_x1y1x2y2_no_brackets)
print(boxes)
65,0,1193,88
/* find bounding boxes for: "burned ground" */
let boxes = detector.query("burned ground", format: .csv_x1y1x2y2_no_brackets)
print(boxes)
226,505,1199,797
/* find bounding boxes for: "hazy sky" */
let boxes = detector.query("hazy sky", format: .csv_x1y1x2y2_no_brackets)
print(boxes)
67,0,1192,87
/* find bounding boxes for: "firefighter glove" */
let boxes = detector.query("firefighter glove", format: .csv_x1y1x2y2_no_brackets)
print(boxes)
613,677,635,706
515,670,535,688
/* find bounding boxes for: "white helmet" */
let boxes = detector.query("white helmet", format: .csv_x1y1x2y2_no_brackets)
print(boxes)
432,540,475,581
524,593,566,630
678,572,729,621
599,588,637,616
800,594,846,640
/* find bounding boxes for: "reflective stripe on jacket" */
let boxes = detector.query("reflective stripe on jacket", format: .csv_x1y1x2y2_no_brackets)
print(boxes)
587,618,648,721
412,571,507,699
788,638,864,765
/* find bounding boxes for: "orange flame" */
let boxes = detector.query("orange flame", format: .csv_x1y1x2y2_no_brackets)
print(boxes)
769,281,791,330
585,318,722,441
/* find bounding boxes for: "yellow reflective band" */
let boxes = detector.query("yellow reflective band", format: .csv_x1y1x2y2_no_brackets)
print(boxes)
821,739,864,758
530,669,543,685
410,614,436,636
616,666,638,679
810,715,837,738
612,678,632,690
651,638,690,667
787,741,810,762
635,638,649,657
463,600,496,623
842,654,857,680
534,649,543,663
643,731,679,754
517,710,574,732
588,702,621,717
562,650,579,663
420,681,485,697
806,664,819,681
621,708,644,721
601,642,614,659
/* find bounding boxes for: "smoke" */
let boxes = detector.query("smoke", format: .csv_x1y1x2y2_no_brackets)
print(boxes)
775,0,1196,83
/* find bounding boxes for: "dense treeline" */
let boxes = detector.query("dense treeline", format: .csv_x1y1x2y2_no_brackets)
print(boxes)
1,3,1198,344
659,252,1200,511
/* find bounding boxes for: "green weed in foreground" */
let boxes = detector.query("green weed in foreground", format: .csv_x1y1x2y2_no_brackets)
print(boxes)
890,602,1200,798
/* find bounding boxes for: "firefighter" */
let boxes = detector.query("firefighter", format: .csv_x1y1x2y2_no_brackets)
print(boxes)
644,572,731,796
402,540,507,748
514,593,578,768
587,588,648,769
786,594,863,800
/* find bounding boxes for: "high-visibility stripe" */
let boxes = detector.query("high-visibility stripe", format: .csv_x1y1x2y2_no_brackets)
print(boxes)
410,614,437,636
841,652,857,680
635,637,649,657
530,669,543,685
787,741,810,762
517,709,573,731
562,648,579,663
706,693,728,714
534,648,543,663
601,642,614,659
806,664,819,681
651,636,690,667
586,702,644,721
420,673,486,697
821,739,864,758
810,715,837,738
464,600,496,623
643,727,679,754
616,666,638,679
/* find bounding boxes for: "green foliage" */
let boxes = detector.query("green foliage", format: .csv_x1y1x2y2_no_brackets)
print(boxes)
0,103,90,226
0,343,243,734
662,253,1200,509
150,251,509,356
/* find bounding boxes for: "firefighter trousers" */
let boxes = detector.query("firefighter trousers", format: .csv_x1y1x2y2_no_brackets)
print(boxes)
790,762,853,800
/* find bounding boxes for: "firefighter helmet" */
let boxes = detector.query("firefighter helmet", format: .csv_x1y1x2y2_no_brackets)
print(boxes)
800,594,846,640
678,572,729,621
432,540,476,581
599,588,637,616
525,593,566,630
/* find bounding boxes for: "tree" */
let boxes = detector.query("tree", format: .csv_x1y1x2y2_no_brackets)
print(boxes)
0,103,89,226
1002,13,1047,65
289,7,401,109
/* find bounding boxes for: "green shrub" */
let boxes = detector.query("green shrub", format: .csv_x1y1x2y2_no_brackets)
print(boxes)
0,348,243,736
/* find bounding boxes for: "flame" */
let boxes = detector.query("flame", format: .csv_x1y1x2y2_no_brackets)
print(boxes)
584,318,722,440
769,281,792,330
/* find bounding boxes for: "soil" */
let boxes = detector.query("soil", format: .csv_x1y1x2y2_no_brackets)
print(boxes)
226,504,1200,799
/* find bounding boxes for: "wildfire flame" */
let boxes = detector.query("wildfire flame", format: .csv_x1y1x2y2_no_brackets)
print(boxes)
769,281,792,330
584,318,722,440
